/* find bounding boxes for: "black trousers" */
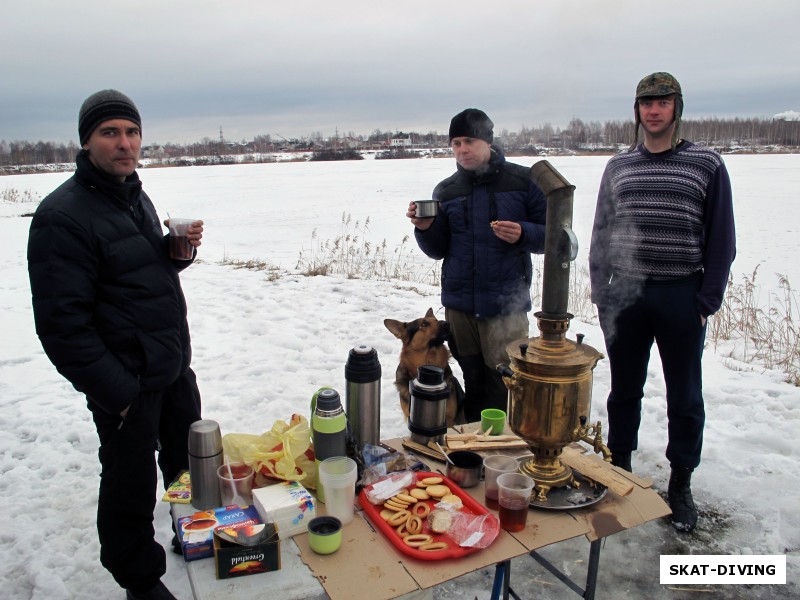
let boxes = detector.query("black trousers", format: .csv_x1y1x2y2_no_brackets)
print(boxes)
89,368,202,590
598,274,706,470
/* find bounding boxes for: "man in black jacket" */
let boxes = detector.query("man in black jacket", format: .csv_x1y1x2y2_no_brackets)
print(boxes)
28,90,204,600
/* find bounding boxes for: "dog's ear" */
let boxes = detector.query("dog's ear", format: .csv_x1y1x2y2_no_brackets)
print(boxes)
425,307,435,318
384,318,408,341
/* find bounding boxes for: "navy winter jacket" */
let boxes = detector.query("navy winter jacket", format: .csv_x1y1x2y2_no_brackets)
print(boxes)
415,148,547,318
27,151,194,416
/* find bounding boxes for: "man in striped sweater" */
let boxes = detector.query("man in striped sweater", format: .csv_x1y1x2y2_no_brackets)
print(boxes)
589,73,736,533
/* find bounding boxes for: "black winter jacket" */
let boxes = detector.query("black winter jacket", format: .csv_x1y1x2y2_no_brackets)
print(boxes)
27,151,193,415
415,148,547,318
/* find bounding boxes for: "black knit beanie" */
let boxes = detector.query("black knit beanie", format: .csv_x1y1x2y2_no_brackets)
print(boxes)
78,89,142,145
448,108,493,144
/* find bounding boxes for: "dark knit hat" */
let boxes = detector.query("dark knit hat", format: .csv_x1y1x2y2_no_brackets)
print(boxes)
448,108,493,144
78,89,141,145
631,72,683,150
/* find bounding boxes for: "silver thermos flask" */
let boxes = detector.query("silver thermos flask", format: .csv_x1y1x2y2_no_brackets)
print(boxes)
188,419,223,509
345,344,382,449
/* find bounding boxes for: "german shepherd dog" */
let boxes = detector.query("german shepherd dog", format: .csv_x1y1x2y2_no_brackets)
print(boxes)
384,308,464,426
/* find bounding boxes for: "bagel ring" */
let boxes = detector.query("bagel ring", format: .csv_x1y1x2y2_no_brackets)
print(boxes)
406,515,422,535
403,534,433,547
420,542,449,551
387,509,411,527
412,502,431,518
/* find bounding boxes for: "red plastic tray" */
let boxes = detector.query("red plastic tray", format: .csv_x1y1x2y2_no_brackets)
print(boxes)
358,471,499,561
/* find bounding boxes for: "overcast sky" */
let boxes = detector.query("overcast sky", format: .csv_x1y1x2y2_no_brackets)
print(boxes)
2,0,798,145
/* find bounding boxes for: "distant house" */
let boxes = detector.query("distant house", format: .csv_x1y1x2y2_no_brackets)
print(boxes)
390,137,412,147
773,110,800,122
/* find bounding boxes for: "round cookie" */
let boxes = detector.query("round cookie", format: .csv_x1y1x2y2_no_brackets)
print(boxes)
426,484,450,498
440,494,463,509
420,476,443,486
409,488,430,500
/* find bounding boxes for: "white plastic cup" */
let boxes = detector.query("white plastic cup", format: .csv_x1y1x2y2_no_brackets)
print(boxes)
318,456,357,525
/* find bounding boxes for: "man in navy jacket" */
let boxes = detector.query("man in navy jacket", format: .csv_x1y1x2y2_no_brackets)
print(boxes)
407,108,547,422
28,90,204,600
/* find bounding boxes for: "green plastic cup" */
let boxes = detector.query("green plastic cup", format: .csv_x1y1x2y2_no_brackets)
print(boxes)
307,516,343,554
481,408,506,435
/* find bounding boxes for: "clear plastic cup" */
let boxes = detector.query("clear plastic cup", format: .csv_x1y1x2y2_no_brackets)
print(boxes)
483,455,520,510
497,472,534,532
318,456,357,525
167,218,194,260
217,462,255,506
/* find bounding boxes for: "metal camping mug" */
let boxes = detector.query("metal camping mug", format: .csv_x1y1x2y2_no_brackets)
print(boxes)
414,200,438,218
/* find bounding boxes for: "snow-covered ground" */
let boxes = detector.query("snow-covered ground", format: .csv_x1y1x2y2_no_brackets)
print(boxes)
1,154,797,599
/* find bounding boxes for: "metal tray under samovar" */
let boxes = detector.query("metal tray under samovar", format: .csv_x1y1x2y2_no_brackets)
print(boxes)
516,454,608,511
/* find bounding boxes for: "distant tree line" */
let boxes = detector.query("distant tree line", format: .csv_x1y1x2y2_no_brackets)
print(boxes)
0,139,80,166
1,116,798,168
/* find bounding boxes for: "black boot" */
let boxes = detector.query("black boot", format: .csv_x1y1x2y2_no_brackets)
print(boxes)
126,580,177,600
668,467,698,532
610,451,632,472
171,533,183,556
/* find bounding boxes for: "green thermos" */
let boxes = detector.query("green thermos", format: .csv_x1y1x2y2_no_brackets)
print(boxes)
311,387,347,503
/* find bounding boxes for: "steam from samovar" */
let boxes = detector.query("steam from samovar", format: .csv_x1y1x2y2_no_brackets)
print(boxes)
498,160,610,502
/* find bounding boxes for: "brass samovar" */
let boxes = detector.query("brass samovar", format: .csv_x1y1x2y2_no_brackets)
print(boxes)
500,161,610,503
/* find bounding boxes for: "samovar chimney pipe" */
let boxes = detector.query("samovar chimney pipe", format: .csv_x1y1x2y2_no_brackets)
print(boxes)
530,160,578,320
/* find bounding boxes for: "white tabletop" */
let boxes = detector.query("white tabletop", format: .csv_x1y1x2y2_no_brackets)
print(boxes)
172,503,327,600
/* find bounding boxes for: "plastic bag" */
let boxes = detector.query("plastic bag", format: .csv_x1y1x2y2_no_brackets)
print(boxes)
428,503,499,549
447,509,500,549
222,413,317,489
359,444,427,487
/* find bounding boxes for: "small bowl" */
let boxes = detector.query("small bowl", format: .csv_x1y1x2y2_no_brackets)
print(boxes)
307,516,343,554
414,200,438,218
445,450,483,488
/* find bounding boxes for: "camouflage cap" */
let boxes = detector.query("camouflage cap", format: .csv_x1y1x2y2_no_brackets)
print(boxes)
635,72,682,99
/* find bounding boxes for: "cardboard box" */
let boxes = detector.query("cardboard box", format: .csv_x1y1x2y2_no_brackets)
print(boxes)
161,469,192,503
177,505,262,561
213,523,281,579
252,481,316,539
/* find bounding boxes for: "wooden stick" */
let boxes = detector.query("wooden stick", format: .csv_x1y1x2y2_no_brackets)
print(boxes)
560,447,634,497
447,433,521,442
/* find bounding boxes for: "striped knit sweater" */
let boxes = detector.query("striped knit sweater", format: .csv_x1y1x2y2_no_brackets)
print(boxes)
589,141,736,317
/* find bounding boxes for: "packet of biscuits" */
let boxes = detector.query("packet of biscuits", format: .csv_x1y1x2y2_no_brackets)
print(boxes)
364,471,416,505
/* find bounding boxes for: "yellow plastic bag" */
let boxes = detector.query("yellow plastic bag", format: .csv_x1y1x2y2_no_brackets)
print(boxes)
222,413,317,489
